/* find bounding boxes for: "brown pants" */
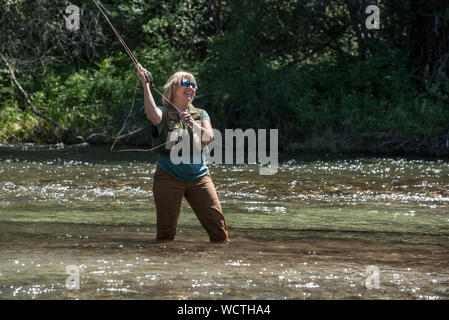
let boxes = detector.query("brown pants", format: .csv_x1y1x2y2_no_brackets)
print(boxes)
153,166,229,242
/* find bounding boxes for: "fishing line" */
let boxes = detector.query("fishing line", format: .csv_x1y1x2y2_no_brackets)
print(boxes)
93,0,226,154
110,79,139,152
109,80,175,153
92,0,139,67
92,0,185,115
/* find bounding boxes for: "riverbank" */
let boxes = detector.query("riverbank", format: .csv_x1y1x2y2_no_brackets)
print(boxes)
1,142,448,165
2,128,449,162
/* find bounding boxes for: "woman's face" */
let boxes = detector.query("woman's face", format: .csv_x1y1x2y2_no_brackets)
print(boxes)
173,77,197,105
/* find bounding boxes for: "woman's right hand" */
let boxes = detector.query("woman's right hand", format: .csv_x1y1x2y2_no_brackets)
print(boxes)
137,63,149,85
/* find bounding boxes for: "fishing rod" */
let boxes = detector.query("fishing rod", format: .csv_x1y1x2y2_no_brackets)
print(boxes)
92,0,148,79
93,0,230,156
91,0,184,116
92,0,202,153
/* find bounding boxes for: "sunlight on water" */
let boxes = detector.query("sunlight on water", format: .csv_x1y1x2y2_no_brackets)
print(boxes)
0,145,448,299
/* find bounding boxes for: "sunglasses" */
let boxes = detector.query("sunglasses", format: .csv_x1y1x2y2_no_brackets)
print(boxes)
180,80,196,89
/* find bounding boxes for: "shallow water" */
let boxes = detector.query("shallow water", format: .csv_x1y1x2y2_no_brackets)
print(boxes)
0,144,448,299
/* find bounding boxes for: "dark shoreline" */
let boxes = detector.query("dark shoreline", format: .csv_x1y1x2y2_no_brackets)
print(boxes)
0,142,448,163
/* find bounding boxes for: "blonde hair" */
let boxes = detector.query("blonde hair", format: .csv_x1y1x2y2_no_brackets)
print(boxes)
162,70,197,108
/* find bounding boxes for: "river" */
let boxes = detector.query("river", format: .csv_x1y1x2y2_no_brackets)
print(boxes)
0,143,448,299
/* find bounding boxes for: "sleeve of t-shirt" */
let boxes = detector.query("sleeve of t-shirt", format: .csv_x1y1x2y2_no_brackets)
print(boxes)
201,110,210,121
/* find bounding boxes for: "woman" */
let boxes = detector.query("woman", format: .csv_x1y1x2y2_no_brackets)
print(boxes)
137,64,229,243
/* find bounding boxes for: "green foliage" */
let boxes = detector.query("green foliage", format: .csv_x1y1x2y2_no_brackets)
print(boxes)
1,0,448,156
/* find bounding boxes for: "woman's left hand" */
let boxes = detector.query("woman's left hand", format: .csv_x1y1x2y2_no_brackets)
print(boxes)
181,112,194,126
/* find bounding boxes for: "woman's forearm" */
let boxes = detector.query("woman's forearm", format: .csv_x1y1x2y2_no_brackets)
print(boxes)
137,64,162,126
142,82,162,125
193,121,214,144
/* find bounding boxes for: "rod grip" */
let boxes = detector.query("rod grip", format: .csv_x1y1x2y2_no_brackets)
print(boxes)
144,71,153,83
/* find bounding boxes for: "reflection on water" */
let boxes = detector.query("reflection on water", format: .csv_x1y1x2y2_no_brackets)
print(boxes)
0,144,448,299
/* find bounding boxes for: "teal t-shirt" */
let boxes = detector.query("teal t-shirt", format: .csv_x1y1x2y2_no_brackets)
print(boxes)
155,106,210,181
